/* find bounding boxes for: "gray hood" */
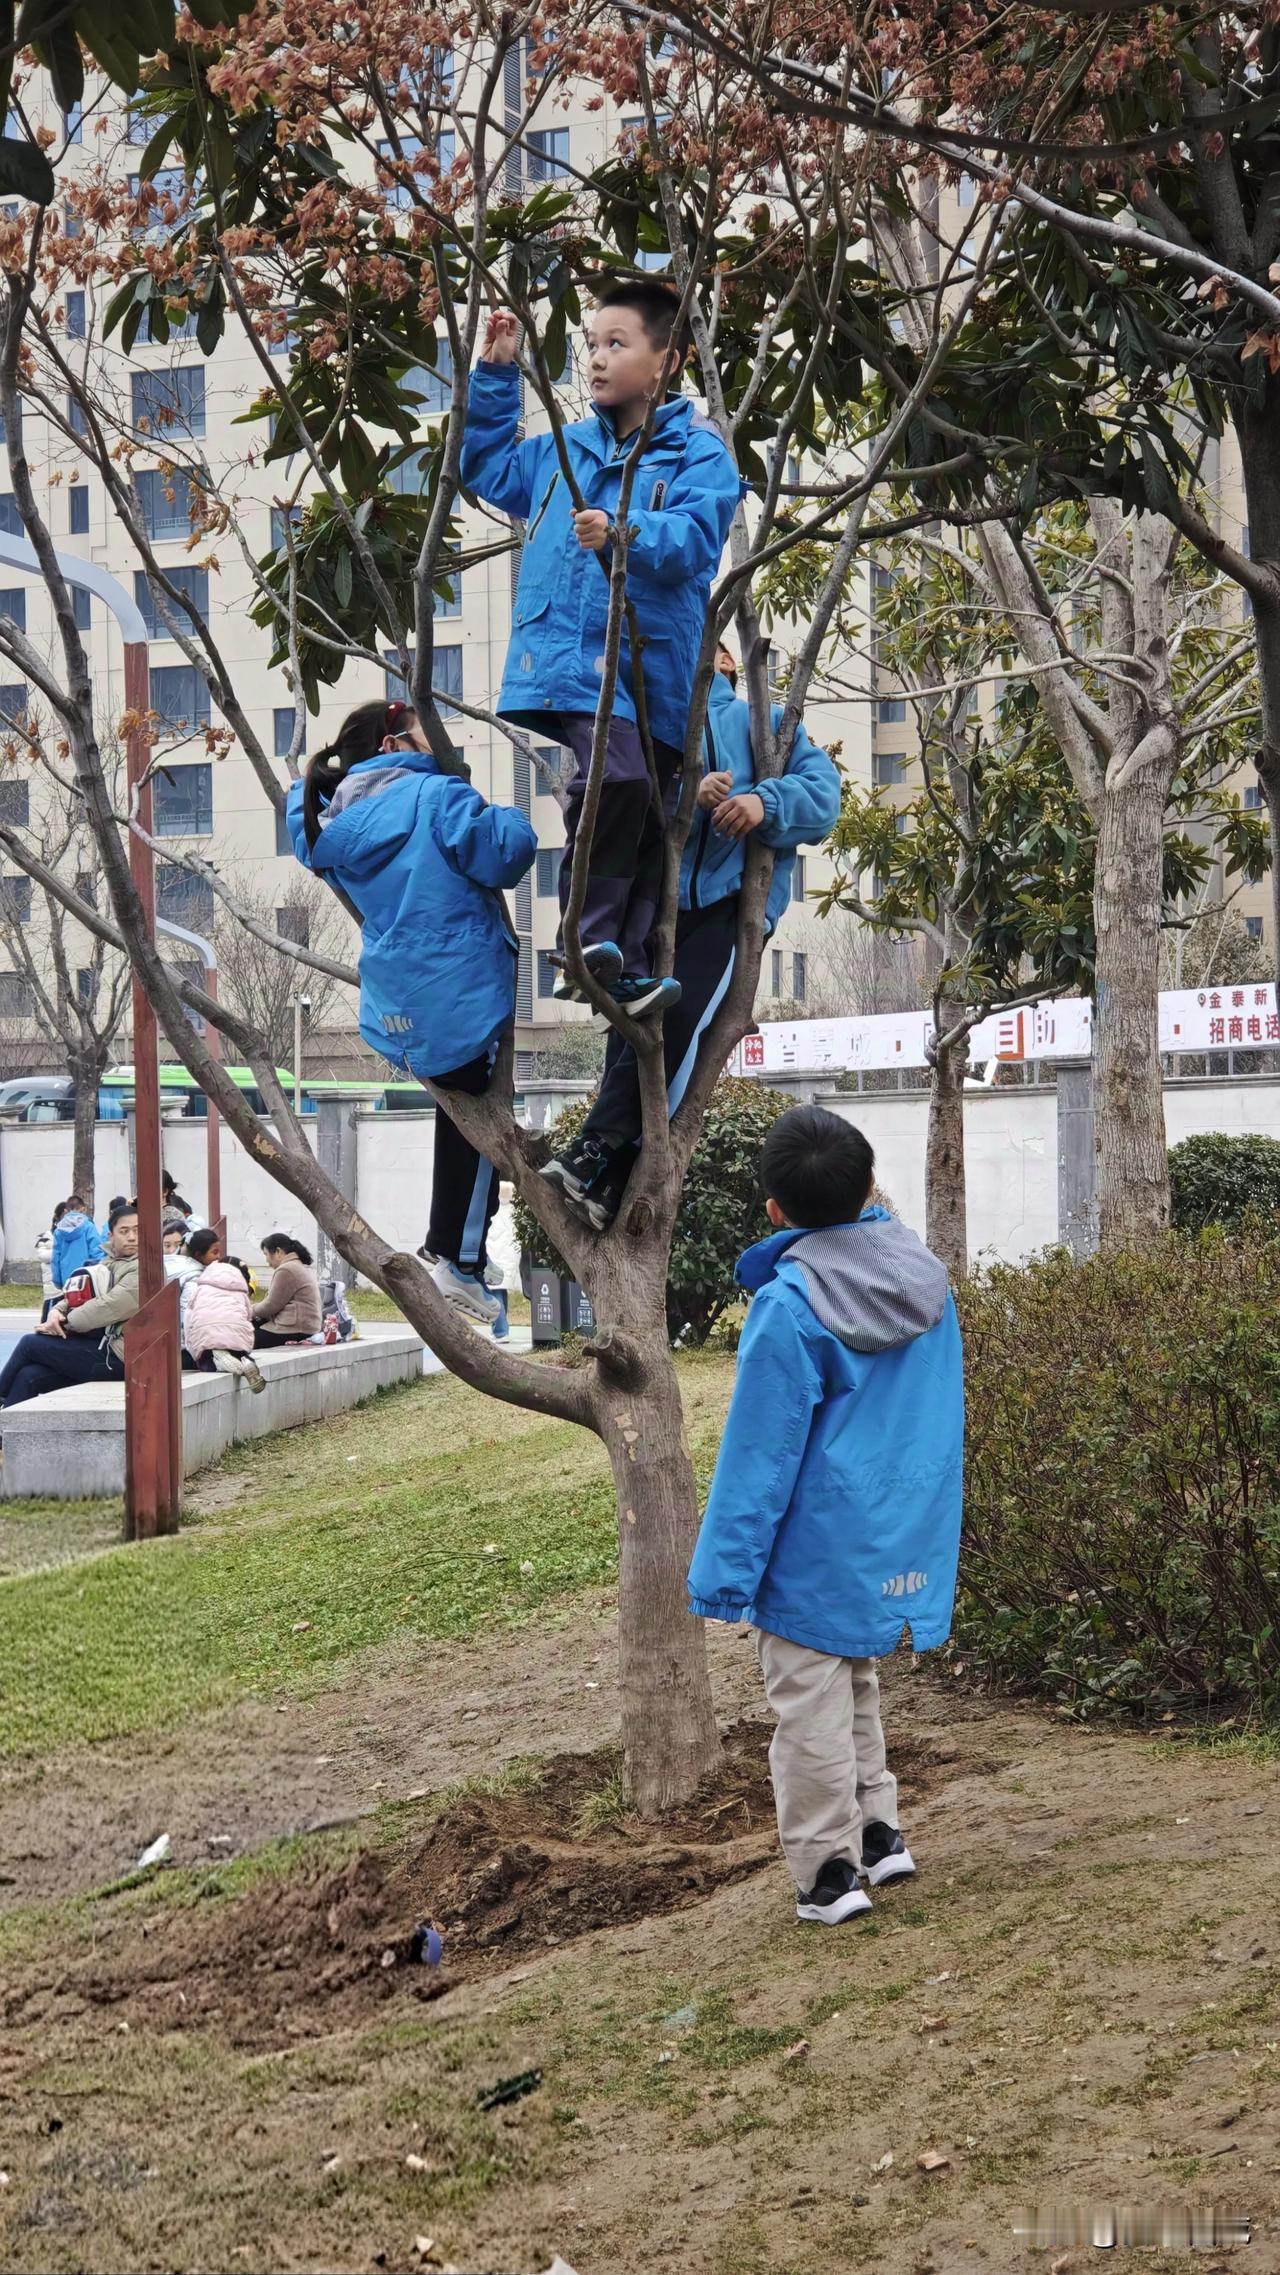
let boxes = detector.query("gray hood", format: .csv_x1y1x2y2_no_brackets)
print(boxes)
786,1216,950,1353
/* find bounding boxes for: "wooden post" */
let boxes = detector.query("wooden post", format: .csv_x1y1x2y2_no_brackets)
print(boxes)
122,639,181,1538
203,964,225,1244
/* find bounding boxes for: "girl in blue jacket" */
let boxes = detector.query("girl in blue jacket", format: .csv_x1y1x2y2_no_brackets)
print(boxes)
540,657,842,1230
288,698,537,1324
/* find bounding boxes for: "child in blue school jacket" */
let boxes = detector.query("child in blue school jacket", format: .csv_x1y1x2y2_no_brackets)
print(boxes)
51,1197,103,1292
688,1106,965,1927
461,278,742,1019
540,654,842,1230
287,697,536,1325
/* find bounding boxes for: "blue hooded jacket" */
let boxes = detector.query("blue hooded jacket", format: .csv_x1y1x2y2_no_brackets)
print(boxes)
52,1207,104,1289
287,751,537,1082
461,362,742,750
684,674,841,934
688,1211,964,1659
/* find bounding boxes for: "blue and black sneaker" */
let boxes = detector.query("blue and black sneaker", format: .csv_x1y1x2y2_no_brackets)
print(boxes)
539,1133,636,1233
552,941,624,1002
592,973,683,1026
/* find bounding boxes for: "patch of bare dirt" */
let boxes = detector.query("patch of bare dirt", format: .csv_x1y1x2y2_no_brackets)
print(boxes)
14,1725,960,2051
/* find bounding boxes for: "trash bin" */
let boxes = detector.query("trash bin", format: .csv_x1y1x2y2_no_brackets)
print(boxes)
529,1266,563,1345
563,1280,596,1336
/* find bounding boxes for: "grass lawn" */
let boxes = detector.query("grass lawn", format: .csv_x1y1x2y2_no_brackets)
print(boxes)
0,1355,732,1764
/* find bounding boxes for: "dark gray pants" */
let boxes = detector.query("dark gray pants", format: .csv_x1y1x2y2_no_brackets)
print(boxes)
554,714,683,977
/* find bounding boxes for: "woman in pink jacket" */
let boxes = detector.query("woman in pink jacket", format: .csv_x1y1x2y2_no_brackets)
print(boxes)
185,1257,267,1393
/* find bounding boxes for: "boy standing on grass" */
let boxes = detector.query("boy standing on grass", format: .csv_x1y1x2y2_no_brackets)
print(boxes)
688,1107,964,1925
461,279,742,1020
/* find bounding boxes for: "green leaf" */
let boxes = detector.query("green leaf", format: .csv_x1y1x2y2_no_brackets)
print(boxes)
0,135,55,205
334,549,353,609
138,114,177,183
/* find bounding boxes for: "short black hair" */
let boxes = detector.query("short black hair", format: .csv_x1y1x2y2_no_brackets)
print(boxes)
761,1106,875,1229
186,1226,221,1263
594,276,692,358
108,1200,138,1231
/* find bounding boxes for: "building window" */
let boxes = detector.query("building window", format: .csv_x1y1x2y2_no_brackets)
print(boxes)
411,341,455,415
0,495,22,537
878,697,906,723
156,863,214,934
1243,784,1263,810
71,585,91,632
66,289,85,338
76,967,93,1005
154,761,213,836
436,571,462,617
127,166,193,244
535,849,560,897
136,469,203,542
274,707,304,760
770,947,783,996
1246,915,1264,940
138,300,198,343
63,200,82,240
0,683,27,725
67,391,88,437
131,365,206,438
276,904,309,947
536,949,560,1000
535,744,565,795
134,566,208,639
0,589,25,632
957,172,976,207
275,806,294,857
526,128,571,180
0,873,31,923
792,951,807,1003
384,643,462,716
0,971,31,1015
65,103,82,144
0,779,28,826
75,871,96,910
793,854,806,901
69,486,89,535
270,504,302,554
150,665,211,734
873,750,906,788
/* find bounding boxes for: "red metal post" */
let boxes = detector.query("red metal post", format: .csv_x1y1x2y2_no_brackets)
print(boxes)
122,640,181,1539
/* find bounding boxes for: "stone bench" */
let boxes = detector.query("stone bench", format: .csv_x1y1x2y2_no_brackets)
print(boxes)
0,1325,426,1501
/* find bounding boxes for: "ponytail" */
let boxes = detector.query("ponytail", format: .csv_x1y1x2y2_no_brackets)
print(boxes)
301,698,413,849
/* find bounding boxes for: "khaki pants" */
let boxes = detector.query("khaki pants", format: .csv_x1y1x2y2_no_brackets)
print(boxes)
756,1630,898,1893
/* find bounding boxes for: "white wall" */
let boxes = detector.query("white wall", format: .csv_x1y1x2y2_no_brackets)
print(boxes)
9,1075,1280,1273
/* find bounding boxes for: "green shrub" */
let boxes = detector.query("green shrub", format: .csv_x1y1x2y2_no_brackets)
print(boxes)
516,1078,797,1344
1168,1132,1280,1232
956,1234,1280,1722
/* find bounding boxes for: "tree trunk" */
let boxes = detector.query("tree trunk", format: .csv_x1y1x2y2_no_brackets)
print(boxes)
593,1317,722,1815
69,1051,102,1211
1233,397,1280,993
1093,775,1169,1249
926,1013,969,1278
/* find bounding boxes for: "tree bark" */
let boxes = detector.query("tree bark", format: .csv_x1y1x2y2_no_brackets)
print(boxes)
69,1049,102,1210
1232,391,1280,993
1093,774,1170,1249
595,1326,722,1815
926,1012,969,1279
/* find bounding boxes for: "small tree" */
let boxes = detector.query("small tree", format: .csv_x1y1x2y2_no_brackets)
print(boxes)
212,868,355,1071
0,743,130,1205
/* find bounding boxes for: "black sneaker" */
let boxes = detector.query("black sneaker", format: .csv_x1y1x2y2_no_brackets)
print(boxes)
861,1821,916,1887
591,974,682,1027
551,941,624,1002
539,1134,634,1233
795,1856,873,1925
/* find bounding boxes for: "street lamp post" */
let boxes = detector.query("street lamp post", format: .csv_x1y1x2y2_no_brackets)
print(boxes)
0,534,181,1538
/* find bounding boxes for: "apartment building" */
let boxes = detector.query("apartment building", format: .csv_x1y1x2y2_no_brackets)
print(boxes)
0,68,866,1079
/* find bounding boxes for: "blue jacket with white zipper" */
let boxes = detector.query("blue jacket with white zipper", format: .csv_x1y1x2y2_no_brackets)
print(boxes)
287,750,537,1083
460,362,742,750
683,672,841,934
688,1211,965,1659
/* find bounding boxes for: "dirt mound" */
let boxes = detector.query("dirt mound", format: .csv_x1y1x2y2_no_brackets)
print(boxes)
25,1724,946,2049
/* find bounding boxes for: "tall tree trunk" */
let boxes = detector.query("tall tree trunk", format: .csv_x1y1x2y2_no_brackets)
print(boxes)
1234,398,1280,992
1093,775,1169,1249
591,1245,722,1815
69,1049,102,1210
926,1012,969,1278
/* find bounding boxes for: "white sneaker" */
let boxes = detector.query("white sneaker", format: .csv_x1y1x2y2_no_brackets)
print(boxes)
210,1351,268,1393
428,1255,502,1324
795,1857,874,1925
